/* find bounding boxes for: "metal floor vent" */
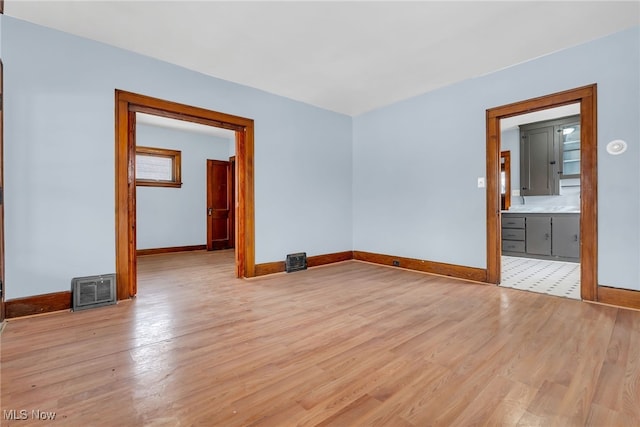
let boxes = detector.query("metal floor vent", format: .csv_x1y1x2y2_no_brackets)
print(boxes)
286,252,307,273
72,274,116,311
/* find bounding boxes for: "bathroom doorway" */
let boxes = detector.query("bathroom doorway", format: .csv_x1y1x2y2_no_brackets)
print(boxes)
485,84,597,302
499,105,581,300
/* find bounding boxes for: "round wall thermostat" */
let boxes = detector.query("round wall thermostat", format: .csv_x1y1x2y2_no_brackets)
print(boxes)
606,140,627,155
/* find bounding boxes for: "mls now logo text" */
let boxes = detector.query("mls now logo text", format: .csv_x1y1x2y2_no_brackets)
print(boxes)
3,409,57,421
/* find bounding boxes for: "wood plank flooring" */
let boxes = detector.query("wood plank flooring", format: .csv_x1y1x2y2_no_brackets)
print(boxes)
1,250,639,426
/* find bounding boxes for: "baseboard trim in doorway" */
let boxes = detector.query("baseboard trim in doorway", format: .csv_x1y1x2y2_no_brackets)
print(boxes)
353,251,487,283
254,251,353,276
597,286,640,310
136,245,207,256
5,291,72,318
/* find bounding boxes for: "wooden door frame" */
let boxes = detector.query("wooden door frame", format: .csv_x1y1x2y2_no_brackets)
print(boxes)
115,90,255,300
486,84,597,301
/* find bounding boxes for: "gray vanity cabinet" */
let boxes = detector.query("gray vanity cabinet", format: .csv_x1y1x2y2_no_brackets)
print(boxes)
525,216,552,255
502,217,525,253
502,213,580,261
552,215,580,258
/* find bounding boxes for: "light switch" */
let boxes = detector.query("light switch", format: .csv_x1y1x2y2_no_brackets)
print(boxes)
477,177,485,188
512,189,520,196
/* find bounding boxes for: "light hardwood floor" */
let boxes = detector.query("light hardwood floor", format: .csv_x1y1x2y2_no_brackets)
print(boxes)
1,250,639,426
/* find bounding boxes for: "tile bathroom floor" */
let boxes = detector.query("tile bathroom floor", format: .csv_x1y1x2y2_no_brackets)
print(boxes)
500,255,580,300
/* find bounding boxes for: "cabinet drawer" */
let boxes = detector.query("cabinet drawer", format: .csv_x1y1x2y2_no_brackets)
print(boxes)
502,229,525,241
502,240,525,253
502,217,525,229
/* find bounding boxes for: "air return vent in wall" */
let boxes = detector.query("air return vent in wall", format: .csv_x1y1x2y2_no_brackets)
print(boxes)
71,274,116,311
285,253,307,273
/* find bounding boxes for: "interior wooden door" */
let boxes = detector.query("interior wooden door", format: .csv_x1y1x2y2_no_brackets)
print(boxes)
207,159,232,250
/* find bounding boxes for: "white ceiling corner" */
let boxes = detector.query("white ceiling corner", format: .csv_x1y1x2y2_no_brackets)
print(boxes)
5,1,640,116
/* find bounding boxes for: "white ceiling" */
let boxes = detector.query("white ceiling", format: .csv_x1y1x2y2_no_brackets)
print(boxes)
5,1,640,116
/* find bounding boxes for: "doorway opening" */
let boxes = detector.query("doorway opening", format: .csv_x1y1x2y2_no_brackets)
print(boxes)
499,105,581,300
486,84,597,302
115,90,255,301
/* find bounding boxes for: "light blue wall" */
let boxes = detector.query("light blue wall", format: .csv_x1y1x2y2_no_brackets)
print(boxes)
2,16,353,299
353,26,640,291
136,123,232,250
2,15,638,299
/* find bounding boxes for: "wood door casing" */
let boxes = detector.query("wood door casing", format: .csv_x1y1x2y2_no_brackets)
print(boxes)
487,84,597,301
207,160,233,250
115,90,255,300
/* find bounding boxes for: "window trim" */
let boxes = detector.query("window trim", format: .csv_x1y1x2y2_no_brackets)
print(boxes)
135,146,182,188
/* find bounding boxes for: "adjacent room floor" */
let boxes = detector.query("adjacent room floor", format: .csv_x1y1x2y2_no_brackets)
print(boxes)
1,251,638,426
500,255,581,300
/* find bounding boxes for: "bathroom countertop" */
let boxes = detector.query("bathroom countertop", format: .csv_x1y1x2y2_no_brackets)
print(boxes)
502,206,580,214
